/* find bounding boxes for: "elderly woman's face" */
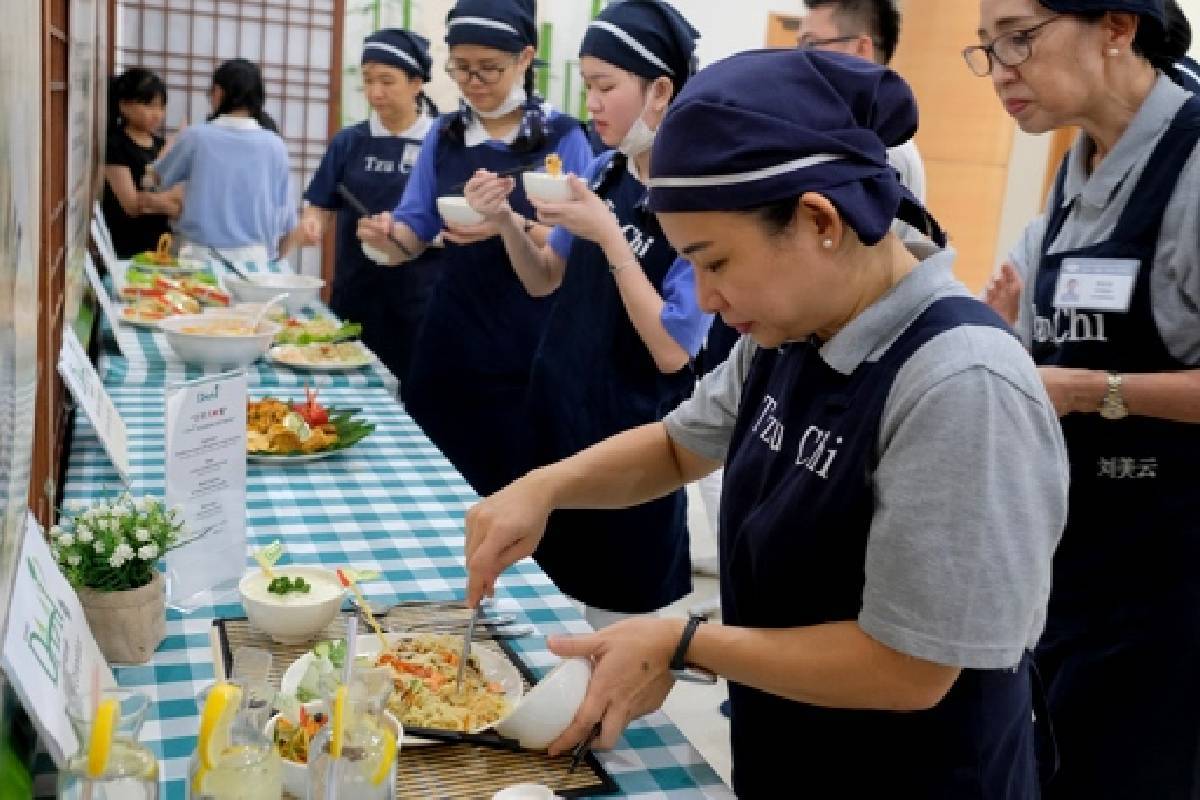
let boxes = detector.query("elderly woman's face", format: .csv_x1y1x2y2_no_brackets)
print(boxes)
658,202,852,348
976,0,1107,133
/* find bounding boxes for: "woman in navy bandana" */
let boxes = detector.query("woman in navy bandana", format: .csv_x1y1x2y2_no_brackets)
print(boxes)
302,29,438,384
358,0,591,496
973,0,1200,795
462,0,710,629
464,48,1069,797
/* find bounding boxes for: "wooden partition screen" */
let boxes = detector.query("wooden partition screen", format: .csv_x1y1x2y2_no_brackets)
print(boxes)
114,0,345,278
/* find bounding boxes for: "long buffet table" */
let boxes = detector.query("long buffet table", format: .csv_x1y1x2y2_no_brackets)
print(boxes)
48,261,733,799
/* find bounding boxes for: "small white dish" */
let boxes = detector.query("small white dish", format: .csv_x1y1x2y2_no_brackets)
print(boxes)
522,172,572,203
265,706,402,798
492,784,558,800
494,657,591,751
224,273,325,315
436,196,485,227
238,566,344,644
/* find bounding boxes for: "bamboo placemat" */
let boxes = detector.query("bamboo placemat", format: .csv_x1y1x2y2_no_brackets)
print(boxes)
212,615,618,798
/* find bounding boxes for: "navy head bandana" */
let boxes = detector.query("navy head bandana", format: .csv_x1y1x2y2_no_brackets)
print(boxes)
445,0,537,53
1038,0,1164,27
649,48,944,248
579,0,699,93
362,29,432,81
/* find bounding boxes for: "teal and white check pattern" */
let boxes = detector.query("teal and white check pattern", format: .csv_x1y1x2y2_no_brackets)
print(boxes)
50,258,733,799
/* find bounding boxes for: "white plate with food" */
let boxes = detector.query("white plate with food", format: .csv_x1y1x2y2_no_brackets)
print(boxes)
268,342,373,371
280,633,524,743
246,392,374,465
117,305,164,329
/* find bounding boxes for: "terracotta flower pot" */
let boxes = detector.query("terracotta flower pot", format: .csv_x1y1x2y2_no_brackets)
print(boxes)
77,571,166,664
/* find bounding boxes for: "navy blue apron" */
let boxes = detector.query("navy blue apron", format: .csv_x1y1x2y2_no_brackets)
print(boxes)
720,296,1041,798
528,154,694,613
322,121,438,384
1031,95,1200,800
402,112,581,497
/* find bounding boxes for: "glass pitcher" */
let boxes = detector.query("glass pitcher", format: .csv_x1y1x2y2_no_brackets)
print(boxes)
186,681,282,800
58,689,159,799
306,667,397,800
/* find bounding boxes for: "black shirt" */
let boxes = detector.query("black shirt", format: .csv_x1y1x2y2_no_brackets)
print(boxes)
102,127,171,259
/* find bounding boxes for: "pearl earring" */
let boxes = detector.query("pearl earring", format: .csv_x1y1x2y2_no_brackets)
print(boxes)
1108,47,1120,56
822,239,834,249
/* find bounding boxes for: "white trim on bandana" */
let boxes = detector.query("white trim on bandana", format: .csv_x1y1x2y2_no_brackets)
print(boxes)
363,41,424,74
649,153,843,188
447,16,520,36
588,21,674,75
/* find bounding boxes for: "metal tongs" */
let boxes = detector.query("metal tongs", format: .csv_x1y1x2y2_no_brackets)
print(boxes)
455,604,482,693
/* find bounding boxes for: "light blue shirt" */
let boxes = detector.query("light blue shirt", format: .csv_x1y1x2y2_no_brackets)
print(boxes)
548,150,713,357
393,111,593,243
155,117,296,257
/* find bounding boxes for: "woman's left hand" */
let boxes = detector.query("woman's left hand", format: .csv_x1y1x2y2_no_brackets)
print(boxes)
532,175,623,249
1039,366,1105,416
543,617,684,756
441,219,502,245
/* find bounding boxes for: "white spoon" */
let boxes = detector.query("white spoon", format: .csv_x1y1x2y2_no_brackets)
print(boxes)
249,292,289,332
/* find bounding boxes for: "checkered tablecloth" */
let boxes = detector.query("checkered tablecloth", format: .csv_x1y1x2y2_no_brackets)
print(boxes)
50,312,733,797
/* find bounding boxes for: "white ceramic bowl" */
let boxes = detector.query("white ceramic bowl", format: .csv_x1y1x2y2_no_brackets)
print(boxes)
265,705,402,798
494,657,591,751
238,567,344,644
436,196,485,227
224,273,325,314
157,313,280,369
361,241,394,264
492,784,558,800
522,172,572,203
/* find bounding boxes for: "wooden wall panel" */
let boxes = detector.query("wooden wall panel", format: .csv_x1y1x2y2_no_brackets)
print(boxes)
922,160,1009,290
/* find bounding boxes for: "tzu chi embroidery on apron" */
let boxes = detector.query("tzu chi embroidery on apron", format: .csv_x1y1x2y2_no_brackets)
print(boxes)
749,394,843,478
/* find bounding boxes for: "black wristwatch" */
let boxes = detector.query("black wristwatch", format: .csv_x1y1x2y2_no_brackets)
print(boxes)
669,613,718,684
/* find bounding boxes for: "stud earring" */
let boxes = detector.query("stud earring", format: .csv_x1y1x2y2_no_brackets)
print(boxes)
1108,47,1120,56
822,239,834,249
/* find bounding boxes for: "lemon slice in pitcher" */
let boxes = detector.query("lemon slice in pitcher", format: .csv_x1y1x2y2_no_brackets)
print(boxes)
86,697,119,778
330,685,348,759
198,682,243,770
371,725,397,786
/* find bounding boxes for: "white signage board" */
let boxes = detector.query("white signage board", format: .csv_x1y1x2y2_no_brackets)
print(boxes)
57,326,130,484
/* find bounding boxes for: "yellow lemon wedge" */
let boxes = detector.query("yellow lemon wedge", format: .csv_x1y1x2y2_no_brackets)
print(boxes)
86,697,119,778
198,682,243,770
370,725,397,786
330,685,347,760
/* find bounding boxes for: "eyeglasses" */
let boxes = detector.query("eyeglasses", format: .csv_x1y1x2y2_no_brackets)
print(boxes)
962,16,1064,77
797,34,867,50
444,58,517,86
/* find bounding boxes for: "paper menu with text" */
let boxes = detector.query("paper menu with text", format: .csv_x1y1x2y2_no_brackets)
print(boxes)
163,370,247,610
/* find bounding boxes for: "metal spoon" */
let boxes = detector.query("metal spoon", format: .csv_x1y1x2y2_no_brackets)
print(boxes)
455,605,482,693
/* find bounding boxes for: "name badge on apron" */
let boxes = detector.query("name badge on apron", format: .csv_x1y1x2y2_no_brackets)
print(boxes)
1054,258,1139,312
401,143,421,174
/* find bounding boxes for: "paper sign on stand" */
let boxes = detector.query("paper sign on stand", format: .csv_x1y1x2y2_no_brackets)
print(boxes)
0,512,117,767
58,326,130,484
163,370,248,611
81,252,130,357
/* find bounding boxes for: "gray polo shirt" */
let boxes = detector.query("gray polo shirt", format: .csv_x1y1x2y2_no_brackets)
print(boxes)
665,250,1069,670
1008,74,1200,364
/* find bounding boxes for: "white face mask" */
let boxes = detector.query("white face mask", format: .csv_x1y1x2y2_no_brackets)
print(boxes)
617,91,661,181
469,80,527,119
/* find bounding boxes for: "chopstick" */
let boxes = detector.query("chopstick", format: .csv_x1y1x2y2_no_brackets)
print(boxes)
446,161,543,194
404,726,524,752
569,722,602,774
335,183,414,259
207,245,253,282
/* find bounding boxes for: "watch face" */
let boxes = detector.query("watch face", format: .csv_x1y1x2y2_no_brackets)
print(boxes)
1100,402,1128,420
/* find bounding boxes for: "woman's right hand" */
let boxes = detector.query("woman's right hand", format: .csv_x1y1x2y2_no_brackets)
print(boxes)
300,209,324,246
982,261,1023,328
464,471,554,608
357,211,395,250
463,169,516,223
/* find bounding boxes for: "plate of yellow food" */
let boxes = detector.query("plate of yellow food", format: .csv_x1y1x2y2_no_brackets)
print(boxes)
268,341,374,371
246,389,374,463
279,633,523,742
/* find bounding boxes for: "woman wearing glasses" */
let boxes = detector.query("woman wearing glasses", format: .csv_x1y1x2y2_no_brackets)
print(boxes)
465,47,1068,797
461,1,709,629
301,29,438,384
969,0,1200,795
358,0,591,496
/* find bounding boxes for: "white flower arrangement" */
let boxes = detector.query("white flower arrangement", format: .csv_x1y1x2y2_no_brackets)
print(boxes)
52,494,185,591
